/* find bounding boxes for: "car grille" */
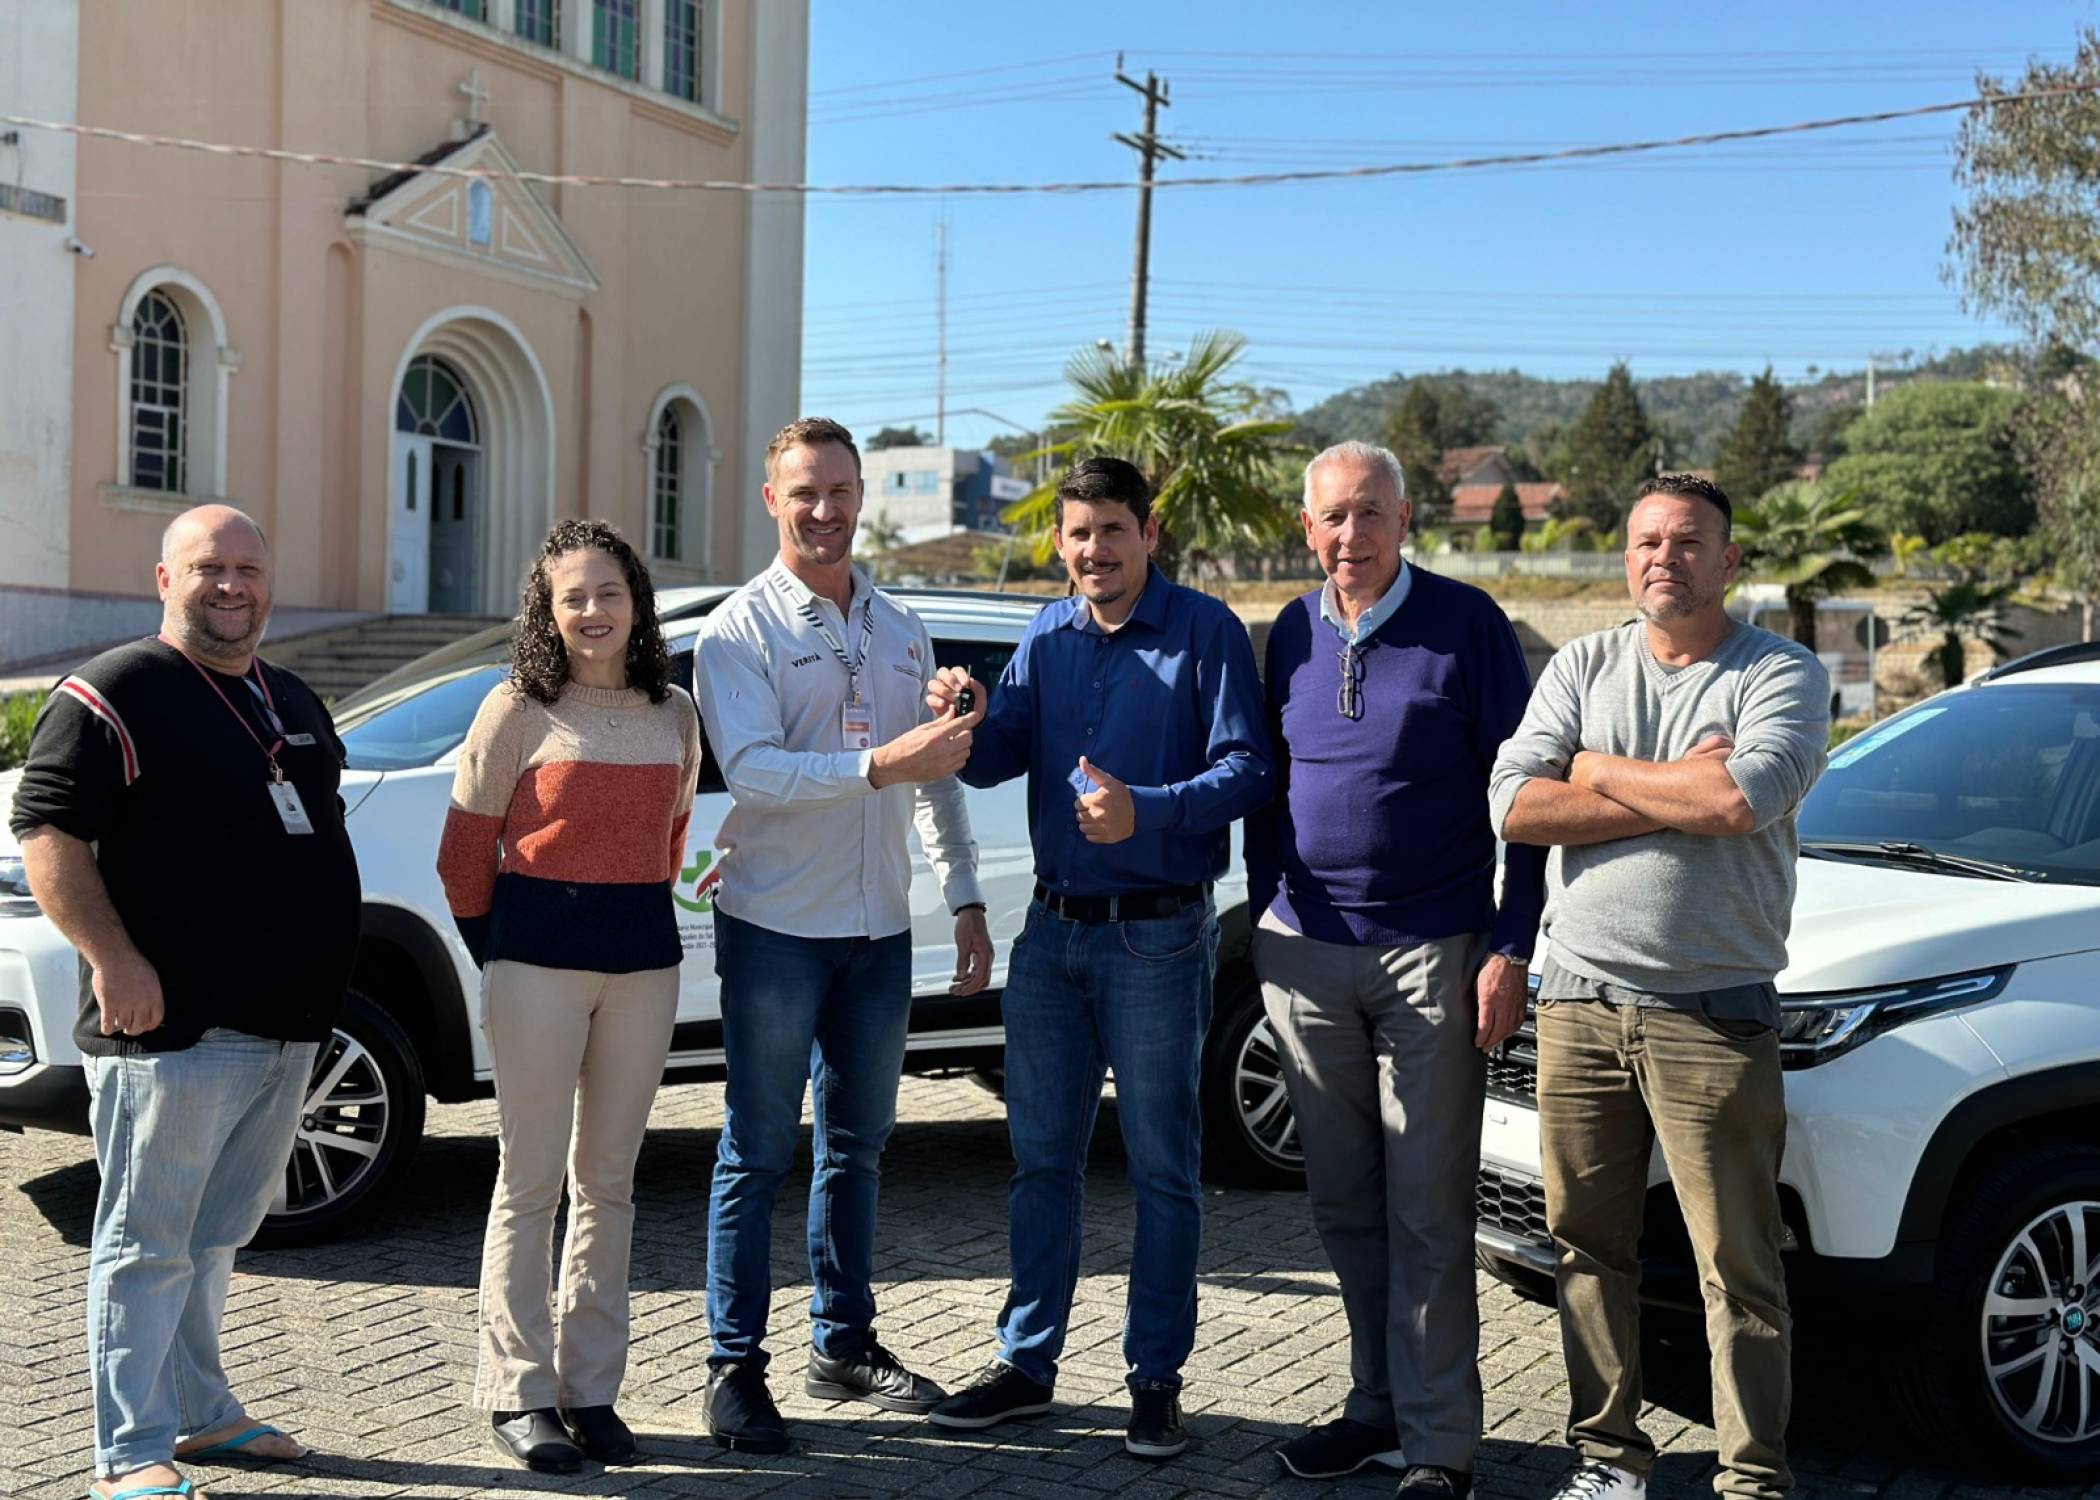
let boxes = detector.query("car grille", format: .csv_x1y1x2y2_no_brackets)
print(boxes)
1476,1163,1550,1242
1486,1024,1538,1104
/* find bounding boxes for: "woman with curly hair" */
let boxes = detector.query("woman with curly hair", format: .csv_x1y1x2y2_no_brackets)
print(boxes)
436,518,702,1474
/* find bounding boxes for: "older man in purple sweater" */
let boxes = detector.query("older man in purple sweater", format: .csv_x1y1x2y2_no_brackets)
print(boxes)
1247,441,1546,1499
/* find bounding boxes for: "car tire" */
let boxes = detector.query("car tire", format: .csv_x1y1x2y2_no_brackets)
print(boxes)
250,989,427,1248
1892,1142,2100,1477
1199,963,1305,1190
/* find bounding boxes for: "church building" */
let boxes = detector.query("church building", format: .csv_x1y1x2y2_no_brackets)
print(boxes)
0,0,808,665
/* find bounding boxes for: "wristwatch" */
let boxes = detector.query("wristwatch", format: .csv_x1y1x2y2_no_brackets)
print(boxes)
956,902,987,915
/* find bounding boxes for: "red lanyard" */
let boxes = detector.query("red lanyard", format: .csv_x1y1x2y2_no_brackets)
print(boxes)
158,631,285,780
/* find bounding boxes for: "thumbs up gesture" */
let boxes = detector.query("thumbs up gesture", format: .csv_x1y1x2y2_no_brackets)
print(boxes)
1075,755,1136,845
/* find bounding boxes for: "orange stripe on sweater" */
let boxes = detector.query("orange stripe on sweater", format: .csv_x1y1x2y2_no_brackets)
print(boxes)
438,808,507,918
501,760,687,885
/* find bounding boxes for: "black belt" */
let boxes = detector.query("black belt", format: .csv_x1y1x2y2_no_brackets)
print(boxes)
1034,882,1208,924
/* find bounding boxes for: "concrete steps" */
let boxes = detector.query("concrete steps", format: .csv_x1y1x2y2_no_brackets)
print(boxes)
264,613,504,701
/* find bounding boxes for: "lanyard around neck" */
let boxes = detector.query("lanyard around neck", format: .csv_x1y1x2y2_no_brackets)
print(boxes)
158,632,286,779
778,573,877,706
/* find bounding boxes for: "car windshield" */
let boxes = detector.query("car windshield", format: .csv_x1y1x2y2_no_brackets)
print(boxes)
1797,680,2100,886
338,665,507,770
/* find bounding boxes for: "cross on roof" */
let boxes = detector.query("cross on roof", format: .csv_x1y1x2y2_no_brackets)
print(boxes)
457,66,491,128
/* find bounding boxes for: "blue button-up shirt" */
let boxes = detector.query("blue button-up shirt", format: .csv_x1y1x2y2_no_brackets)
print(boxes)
960,572,1273,894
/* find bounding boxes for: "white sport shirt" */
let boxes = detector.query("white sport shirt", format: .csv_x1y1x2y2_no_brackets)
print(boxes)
693,561,982,940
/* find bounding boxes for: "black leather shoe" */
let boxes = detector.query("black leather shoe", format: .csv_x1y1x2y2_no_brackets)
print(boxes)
926,1360,1055,1430
1125,1379,1187,1460
490,1409,583,1474
704,1362,790,1455
559,1404,637,1464
1276,1415,1406,1479
1395,1464,1473,1500
806,1339,947,1414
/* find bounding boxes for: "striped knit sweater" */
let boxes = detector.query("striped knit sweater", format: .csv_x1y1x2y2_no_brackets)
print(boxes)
438,679,703,973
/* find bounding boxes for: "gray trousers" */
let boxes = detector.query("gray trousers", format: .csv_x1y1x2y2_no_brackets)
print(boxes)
1254,914,1487,1472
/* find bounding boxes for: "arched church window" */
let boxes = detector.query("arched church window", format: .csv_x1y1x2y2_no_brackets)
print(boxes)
653,406,683,560
129,291,188,493
396,355,480,446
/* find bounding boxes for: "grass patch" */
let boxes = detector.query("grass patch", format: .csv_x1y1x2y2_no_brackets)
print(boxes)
1,691,47,772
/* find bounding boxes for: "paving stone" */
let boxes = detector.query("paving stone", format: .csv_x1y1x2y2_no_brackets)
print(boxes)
0,1076,2052,1498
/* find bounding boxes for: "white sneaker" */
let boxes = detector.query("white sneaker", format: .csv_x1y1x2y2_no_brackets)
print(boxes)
1548,1462,1646,1500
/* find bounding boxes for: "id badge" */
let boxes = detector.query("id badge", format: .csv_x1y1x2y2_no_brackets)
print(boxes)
269,780,316,835
841,702,875,752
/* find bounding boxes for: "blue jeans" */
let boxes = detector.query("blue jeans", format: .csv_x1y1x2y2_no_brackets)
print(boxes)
707,909,912,1370
996,896,1218,1389
84,1029,316,1478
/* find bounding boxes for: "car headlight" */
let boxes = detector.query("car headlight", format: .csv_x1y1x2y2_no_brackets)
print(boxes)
0,854,36,916
1779,966,2013,1068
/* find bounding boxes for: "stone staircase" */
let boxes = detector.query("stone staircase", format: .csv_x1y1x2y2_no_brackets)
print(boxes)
262,613,505,702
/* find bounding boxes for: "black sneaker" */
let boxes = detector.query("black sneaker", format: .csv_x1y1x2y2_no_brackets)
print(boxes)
703,1362,790,1455
1125,1379,1187,1460
926,1360,1055,1430
558,1404,637,1464
490,1408,583,1474
806,1339,947,1414
1395,1465,1473,1500
1275,1415,1405,1479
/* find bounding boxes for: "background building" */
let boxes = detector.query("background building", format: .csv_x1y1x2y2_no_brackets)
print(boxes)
858,445,1026,546
0,0,808,668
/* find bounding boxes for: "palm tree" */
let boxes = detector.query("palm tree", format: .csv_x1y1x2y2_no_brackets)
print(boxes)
1003,332,1299,580
859,509,906,581
1732,482,1884,648
1519,515,1592,553
1900,579,2023,689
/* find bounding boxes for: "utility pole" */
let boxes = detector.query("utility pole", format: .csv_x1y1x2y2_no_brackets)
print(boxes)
935,213,949,444
1113,56,1182,369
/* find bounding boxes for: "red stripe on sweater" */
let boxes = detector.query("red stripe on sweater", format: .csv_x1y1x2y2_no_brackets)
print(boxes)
501,760,687,885
438,808,507,918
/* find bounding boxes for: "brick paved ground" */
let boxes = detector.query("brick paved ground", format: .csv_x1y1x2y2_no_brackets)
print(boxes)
0,1074,2080,1499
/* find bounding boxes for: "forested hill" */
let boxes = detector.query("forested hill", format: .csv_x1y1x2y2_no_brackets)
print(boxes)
1293,346,2016,465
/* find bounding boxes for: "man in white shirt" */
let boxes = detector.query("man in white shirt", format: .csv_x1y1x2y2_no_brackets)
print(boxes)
692,417,990,1455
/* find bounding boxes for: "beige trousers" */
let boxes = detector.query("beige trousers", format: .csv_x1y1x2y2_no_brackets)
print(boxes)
473,959,678,1410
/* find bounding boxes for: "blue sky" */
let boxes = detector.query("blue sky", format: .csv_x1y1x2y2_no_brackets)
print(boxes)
799,1,2093,452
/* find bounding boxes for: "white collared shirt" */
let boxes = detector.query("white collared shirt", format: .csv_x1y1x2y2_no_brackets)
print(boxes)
1319,560,1413,644
693,561,982,940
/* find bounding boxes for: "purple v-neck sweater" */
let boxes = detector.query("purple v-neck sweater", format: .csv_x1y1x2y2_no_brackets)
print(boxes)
1245,567,1547,954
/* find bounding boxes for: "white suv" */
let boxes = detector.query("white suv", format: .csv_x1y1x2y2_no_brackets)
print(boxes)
0,588,1293,1237
1473,644,2100,1477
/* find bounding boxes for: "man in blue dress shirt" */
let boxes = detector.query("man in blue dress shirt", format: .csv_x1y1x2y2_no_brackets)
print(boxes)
920,456,1273,1460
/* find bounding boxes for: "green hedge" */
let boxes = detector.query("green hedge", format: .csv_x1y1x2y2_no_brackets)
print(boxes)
0,691,46,772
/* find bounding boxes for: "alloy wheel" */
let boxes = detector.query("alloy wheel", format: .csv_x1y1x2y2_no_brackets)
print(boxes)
1234,1018,1302,1170
1980,1199,2100,1445
278,1030,392,1219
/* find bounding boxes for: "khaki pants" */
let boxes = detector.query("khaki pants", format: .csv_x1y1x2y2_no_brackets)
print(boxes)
1536,999,1792,1499
1255,917,1486,1471
473,960,678,1410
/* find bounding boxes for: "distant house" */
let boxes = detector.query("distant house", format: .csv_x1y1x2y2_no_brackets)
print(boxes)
1449,481,1566,533
1437,446,1521,489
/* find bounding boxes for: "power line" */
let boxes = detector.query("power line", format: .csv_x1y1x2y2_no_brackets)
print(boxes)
9,80,2097,195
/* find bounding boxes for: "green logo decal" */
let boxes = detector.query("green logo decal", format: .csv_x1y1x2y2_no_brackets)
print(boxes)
673,848,720,913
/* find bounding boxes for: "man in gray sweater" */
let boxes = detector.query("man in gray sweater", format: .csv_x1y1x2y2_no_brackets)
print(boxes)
1488,474,1829,1500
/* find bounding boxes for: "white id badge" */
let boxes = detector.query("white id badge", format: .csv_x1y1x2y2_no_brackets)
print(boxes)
269,780,316,835
841,702,875,752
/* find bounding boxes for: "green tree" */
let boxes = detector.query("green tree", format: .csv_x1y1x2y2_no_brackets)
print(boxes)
866,425,933,451
1901,580,2024,689
1002,332,1300,581
1714,366,1802,505
1384,384,1455,526
1553,362,1657,532
1488,482,1525,550
1821,382,2033,543
1732,482,1883,647
862,510,905,579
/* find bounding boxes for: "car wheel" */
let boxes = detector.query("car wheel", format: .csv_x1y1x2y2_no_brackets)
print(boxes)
250,990,427,1248
1894,1143,2100,1477
1199,964,1304,1190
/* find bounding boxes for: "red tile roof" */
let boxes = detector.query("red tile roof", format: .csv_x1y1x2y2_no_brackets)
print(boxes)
1437,445,1508,483
1450,481,1564,524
